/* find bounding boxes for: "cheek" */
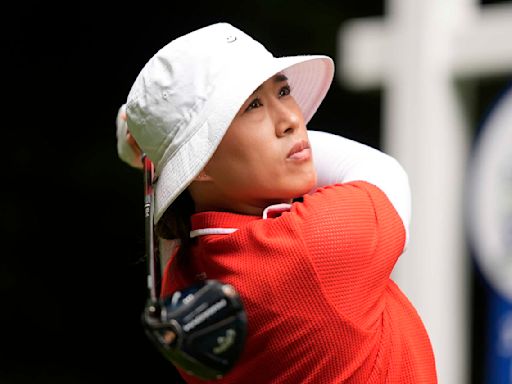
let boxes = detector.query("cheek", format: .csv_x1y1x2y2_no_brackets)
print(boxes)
215,144,276,181
207,140,282,193
214,123,278,170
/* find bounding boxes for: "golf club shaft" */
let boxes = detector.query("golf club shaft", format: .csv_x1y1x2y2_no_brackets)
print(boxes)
143,155,158,303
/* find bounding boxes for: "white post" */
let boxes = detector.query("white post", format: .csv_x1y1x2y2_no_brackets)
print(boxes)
337,1,512,383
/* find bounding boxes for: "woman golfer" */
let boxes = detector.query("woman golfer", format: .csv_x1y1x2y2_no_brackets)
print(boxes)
117,22,437,383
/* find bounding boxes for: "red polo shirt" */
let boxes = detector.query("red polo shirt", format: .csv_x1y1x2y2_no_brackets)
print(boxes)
161,181,437,383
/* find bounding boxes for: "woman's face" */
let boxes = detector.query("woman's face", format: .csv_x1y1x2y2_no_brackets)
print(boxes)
197,73,317,213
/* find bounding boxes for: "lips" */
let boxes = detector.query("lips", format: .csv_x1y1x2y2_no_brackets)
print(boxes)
287,139,311,161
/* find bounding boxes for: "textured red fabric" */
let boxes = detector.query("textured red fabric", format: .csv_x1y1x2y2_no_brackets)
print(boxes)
161,181,437,383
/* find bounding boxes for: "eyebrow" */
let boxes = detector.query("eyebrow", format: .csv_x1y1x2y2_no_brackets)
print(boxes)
252,73,289,94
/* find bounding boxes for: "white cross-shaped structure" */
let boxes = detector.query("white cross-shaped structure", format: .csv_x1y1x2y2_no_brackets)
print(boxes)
337,1,512,383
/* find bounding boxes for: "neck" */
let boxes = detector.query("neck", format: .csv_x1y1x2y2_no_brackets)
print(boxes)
193,198,292,216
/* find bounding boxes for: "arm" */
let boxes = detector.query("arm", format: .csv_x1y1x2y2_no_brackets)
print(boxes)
116,103,143,169
308,130,411,246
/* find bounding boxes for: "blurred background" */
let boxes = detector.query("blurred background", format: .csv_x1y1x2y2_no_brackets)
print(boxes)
1,0,511,383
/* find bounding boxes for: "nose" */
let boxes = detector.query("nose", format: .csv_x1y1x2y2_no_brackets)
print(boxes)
271,99,302,137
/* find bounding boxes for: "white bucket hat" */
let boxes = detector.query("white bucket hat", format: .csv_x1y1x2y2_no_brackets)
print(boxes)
126,22,334,223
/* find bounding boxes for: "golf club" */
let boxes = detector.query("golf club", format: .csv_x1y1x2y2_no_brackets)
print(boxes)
140,155,248,380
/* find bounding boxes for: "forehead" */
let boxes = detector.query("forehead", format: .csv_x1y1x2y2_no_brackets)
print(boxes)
251,73,289,94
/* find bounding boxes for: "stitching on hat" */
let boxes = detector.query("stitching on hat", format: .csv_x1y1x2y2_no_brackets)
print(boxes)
155,92,211,174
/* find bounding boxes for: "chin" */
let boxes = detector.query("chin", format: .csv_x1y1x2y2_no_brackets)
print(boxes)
264,170,317,200
301,171,317,193
288,177,317,199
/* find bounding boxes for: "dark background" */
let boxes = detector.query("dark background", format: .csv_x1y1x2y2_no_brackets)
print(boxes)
0,0,510,382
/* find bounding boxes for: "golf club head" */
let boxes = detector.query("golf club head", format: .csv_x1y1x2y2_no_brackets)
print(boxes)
143,279,247,380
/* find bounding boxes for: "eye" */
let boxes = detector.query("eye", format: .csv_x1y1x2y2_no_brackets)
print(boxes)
245,98,262,112
279,85,291,97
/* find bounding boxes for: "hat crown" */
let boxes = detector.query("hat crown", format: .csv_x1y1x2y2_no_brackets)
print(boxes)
126,23,271,171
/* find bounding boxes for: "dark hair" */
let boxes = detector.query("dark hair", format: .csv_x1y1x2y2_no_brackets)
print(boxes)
155,189,195,267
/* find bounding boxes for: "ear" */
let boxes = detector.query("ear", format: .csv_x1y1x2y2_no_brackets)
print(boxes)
194,169,213,182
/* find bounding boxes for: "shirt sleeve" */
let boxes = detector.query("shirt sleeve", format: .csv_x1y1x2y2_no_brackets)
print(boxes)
308,130,411,248
290,181,406,328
